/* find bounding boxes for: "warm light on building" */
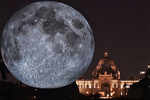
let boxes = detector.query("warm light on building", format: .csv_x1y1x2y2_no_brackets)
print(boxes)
140,71,146,75
76,50,139,98
121,92,123,96
99,91,105,96
148,65,150,69
110,91,115,96
126,85,130,88
86,91,89,95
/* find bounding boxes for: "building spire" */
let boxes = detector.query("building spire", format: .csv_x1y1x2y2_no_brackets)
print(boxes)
104,48,111,57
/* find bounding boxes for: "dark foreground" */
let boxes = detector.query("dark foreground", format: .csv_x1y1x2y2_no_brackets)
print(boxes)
0,81,149,100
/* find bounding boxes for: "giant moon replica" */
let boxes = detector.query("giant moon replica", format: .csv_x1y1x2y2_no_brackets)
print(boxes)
1,1,95,88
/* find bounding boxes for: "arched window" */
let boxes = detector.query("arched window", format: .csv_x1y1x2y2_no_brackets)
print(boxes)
87,84,89,88
114,84,116,88
96,83,98,88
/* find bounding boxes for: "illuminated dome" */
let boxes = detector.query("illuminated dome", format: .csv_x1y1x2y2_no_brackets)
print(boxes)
92,49,120,79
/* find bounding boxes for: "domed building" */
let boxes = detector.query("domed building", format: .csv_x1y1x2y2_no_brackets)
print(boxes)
92,50,120,80
76,49,139,98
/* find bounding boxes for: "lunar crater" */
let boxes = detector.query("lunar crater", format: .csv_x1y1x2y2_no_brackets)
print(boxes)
42,17,67,35
35,7,49,19
72,19,84,29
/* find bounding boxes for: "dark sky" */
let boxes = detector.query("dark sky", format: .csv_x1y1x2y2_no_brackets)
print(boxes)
0,0,150,80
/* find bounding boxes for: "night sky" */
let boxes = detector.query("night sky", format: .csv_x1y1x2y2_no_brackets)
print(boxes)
0,0,150,80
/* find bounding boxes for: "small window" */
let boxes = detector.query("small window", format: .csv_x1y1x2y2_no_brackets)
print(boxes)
114,84,116,88
87,85,89,88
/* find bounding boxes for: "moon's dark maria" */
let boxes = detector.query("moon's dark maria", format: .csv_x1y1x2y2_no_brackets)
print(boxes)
1,1,95,88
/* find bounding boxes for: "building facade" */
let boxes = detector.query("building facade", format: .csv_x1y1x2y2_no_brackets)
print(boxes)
76,50,139,98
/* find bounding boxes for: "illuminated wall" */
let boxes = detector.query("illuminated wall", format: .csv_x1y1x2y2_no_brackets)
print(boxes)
76,79,139,97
